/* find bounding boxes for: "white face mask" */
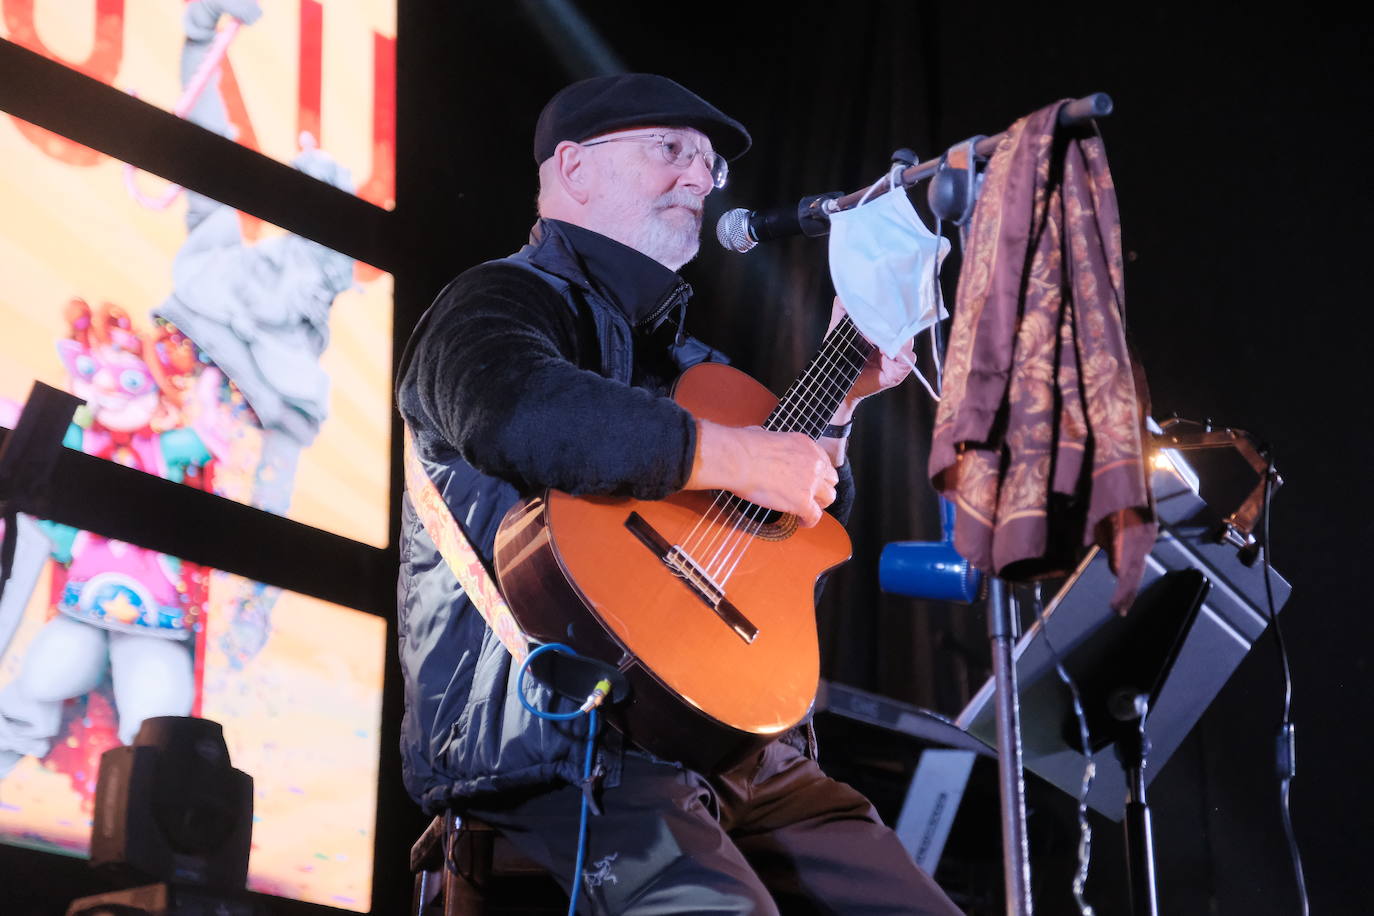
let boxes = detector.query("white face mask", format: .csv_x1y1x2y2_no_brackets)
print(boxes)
827,179,950,363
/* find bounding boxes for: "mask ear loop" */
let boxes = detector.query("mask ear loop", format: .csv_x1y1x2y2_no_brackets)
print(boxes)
856,156,907,208
917,138,981,401
902,335,943,403
843,156,944,402
928,150,953,392
896,154,943,402
856,173,887,207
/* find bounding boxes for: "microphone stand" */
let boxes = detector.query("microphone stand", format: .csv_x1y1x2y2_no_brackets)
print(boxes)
987,578,1035,915
719,94,1112,252
894,94,1114,916
721,93,1117,915
820,93,1113,218
1116,694,1160,916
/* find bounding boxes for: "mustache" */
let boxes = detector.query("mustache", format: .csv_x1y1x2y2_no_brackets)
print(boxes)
654,190,704,215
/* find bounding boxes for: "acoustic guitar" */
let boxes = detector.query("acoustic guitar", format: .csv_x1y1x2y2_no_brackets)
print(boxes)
493,315,875,773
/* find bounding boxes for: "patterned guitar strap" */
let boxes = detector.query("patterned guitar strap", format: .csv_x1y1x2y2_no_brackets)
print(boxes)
401,426,529,664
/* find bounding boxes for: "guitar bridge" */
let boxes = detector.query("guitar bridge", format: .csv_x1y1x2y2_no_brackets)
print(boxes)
664,547,726,605
625,512,760,644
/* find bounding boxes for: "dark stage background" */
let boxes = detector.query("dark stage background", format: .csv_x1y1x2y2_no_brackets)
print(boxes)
3,3,1370,914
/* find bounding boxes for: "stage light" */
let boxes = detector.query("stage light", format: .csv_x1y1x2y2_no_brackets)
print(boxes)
88,716,253,891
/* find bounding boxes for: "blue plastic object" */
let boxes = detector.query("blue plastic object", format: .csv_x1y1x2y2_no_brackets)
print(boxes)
879,498,984,603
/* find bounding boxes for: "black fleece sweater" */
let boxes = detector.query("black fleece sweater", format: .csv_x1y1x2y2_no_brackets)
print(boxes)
401,222,703,501
400,219,852,516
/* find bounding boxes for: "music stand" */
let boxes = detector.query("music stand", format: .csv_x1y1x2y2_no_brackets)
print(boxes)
956,449,1291,912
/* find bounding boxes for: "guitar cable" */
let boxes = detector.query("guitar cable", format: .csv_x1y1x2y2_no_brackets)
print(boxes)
1261,455,1308,915
1028,584,1099,916
515,642,611,916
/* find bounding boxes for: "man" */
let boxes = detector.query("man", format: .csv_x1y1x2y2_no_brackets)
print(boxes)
396,73,960,915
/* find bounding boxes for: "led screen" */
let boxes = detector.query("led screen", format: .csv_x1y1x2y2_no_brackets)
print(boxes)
2,0,396,210
0,111,393,549
0,514,386,911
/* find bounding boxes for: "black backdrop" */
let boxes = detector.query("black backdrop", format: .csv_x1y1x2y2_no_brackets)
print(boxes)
2,3,1370,914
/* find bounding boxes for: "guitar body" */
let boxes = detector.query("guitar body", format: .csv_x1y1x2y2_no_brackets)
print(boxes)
494,361,851,774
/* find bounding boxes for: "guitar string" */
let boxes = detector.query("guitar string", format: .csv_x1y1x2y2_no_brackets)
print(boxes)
715,317,867,541
695,319,872,585
685,316,864,568
706,326,870,585
669,318,865,583
674,316,870,585
707,325,872,585
672,315,866,562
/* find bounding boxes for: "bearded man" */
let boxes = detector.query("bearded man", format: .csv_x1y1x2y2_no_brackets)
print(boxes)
395,73,961,915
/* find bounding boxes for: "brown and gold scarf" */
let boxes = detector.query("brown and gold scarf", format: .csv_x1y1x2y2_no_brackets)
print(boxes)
928,100,1155,612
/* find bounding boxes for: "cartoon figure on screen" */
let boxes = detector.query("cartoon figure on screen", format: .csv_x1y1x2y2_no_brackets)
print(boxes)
147,0,356,664
148,0,355,517
0,301,212,794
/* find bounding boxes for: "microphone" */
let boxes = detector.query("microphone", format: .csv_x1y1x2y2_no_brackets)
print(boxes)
716,191,843,252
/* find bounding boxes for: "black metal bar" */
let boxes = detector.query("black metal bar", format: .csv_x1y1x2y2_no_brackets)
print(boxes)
988,577,1034,915
0,382,83,516
827,92,1114,214
0,39,397,274
912,93,1110,915
0,425,392,615
1125,788,1160,916
1120,698,1160,916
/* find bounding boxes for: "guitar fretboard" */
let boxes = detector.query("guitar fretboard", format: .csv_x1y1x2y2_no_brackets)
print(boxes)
763,314,874,438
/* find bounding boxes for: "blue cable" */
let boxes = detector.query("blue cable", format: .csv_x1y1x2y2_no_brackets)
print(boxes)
515,642,605,916
516,641,587,720
569,708,597,916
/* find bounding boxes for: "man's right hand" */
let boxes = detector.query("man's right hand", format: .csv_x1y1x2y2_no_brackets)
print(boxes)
684,419,838,527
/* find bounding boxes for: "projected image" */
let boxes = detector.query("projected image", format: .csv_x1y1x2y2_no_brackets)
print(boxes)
0,111,392,549
2,0,396,210
0,516,385,911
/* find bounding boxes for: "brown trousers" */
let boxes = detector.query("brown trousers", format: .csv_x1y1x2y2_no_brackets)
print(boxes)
466,738,963,915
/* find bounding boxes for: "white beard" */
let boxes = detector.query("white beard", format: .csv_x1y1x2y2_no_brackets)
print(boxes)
624,189,703,270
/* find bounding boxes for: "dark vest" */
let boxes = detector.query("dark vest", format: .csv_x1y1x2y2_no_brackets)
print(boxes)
395,224,720,812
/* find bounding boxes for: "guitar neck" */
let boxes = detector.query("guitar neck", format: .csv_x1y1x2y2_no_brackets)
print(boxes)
764,314,874,438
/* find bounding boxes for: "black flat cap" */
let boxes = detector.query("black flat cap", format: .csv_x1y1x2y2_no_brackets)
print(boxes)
533,73,751,165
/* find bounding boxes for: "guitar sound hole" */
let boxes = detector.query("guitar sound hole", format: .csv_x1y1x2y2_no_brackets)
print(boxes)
727,500,797,541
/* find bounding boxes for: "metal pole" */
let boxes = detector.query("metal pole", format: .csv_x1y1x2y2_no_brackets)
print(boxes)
987,577,1033,915
1119,698,1160,916
823,93,1114,214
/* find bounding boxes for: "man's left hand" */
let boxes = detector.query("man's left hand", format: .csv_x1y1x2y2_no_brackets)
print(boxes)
827,296,915,418
816,297,916,467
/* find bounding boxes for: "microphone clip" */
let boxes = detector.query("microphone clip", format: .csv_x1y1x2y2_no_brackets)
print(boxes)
794,191,844,238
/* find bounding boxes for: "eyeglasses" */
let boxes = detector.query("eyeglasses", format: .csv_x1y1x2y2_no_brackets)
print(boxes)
581,131,729,189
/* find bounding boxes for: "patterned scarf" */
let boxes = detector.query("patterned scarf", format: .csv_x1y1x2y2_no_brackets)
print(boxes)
928,100,1155,612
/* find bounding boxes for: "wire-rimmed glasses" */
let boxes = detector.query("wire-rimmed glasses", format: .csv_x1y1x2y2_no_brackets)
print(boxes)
581,131,728,189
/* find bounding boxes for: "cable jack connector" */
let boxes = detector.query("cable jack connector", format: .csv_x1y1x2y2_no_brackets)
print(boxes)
579,678,613,714
1276,722,1297,781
